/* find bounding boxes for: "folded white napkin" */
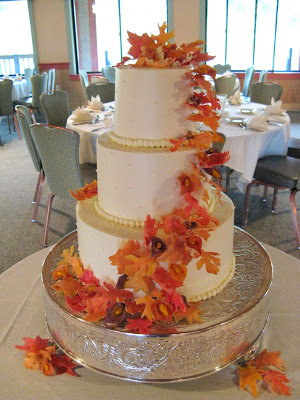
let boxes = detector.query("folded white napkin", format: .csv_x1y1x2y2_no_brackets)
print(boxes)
264,98,286,116
248,112,269,131
221,70,232,76
14,75,22,81
72,106,93,123
91,76,109,84
229,90,242,105
88,95,104,111
3,74,11,80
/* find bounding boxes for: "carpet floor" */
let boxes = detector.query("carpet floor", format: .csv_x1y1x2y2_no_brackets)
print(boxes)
0,111,299,274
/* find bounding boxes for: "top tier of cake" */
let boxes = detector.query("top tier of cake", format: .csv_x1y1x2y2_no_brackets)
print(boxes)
114,66,192,142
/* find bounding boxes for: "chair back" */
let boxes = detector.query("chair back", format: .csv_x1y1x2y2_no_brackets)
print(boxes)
242,67,255,97
16,105,41,172
40,90,70,127
86,82,115,103
79,70,89,102
31,73,48,108
249,82,283,105
214,74,237,97
0,79,13,116
101,67,116,83
30,124,84,199
213,64,231,74
24,68,34,92
47,68,55,91
258,70,268,82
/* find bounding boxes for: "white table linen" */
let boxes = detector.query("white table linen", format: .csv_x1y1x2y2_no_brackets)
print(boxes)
12,79,30,101
66,104,114,164
220,102,290,191
0,242,299,399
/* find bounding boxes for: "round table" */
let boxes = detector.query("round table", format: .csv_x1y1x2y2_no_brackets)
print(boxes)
0,240,299,399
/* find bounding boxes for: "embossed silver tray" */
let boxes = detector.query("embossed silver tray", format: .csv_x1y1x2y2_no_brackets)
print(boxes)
41,227,272,383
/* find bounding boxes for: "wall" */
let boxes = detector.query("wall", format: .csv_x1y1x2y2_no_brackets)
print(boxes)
32,0,300,111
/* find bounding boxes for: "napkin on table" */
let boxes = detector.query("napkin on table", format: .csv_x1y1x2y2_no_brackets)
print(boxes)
228,90,242,105
14,75,23,81
88,95,104,111
71,106,93,123
264,98,286,116
248,111,269,131
3,74,11,80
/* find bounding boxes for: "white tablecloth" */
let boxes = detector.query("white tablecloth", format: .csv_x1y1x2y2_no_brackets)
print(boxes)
12,79,30,101
66,105,114,164
220,102,290,190
0,242,299,399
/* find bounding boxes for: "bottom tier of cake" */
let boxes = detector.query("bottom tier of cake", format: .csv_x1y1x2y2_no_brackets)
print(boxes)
76,191,235,302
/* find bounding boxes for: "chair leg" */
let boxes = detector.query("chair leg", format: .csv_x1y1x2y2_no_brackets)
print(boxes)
32,170,45,222
29,109,37,124
7,116,11,134
12,112,22,140
226,167,233,191
289,189,300,249
42,193,55,247
271,187,278,213
243,182,254,225
263,186,268,202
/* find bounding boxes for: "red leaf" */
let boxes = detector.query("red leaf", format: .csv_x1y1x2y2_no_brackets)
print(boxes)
126,318,152,334
15,336,49,354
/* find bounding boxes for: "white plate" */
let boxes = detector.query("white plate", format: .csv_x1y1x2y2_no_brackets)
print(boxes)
239,108,256,115
225,117,248,124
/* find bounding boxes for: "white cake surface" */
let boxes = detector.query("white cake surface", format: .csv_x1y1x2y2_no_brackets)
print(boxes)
77,191,235,302
114,66,192,140
97,133,213,226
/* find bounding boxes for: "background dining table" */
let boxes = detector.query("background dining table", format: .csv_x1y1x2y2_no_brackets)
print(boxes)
0,237,299,399
220,102,290,191
6,78,30,101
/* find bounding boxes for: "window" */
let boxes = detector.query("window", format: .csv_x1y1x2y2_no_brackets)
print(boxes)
0,0,34,75
73,0,168,73
206,0,300,72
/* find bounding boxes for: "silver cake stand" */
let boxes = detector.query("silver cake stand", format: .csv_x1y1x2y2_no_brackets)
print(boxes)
41,227,272,383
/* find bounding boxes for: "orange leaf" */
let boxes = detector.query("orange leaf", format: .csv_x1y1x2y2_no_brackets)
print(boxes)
15,336,49,354
109,240,141,274
70,180,98,200
253,349,287,372
51,275,82,297
196,251,220,274
237,364,262,398
260,369,290,396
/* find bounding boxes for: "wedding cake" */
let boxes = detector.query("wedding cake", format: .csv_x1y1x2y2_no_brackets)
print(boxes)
67,24,235,330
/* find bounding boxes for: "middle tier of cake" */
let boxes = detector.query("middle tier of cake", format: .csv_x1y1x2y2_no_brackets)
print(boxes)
97,133,214,227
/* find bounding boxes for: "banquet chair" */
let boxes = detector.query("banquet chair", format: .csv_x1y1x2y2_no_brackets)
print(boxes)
242,67,255,97
40,90,70,127
16,105,44,221
214,74,237,97
30,124,97,247
24,68,34,93
249,82,283,105
258,70,268,82
0,79,21,140
101,67,116,83
13,73,48,122
213,64,231,74
47,68,55,91
86,82,115,103
243,155,300,249
79,70,89,103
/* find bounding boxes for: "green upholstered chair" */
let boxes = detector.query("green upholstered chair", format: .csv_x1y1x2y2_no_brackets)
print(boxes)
258,70,268,82
30,124,97,246
213,64,231,74
47,68,55,91
40,90,70,127
16,105,44,221
214,74,237,97
79,70,89,103
86,82,115,103
243,155,300,249
242,67,255,97
24,68,34,93
249,82,283,105
13,73,48,121
101,67,116,83
0,79,21,142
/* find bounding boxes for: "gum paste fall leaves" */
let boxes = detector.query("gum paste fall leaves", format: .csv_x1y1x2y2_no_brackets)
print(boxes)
52,23,231,335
